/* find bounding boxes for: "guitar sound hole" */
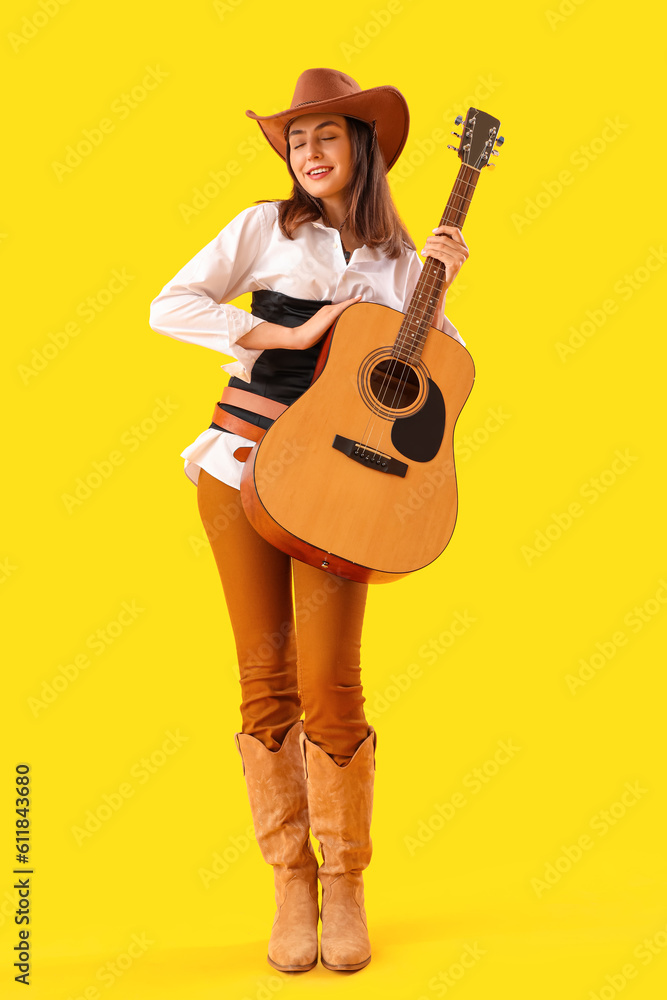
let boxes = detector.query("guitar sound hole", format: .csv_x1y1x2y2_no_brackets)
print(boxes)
369,360,420,410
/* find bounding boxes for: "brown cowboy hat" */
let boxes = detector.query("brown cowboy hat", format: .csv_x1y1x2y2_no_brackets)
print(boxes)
245,67,409,172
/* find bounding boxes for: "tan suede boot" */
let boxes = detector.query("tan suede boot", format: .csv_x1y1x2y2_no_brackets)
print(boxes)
299,727,377,972
235,719,320,972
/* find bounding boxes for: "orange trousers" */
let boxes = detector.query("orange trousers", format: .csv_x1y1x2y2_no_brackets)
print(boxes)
196,468,371,765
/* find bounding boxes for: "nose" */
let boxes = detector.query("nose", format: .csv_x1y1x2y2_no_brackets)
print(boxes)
300,135,324,157
305,152,323,171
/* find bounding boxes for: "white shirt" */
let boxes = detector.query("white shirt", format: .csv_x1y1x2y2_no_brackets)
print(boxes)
149,200,465,490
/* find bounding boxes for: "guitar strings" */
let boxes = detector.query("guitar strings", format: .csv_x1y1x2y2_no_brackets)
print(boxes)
355,175,468,460
370,208,464,453
377,159,481,421
367,175,469,437
370,168,474,422
356,166,475,462
371,152,485,454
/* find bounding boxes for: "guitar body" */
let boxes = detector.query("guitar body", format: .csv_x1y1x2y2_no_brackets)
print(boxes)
238,106,502,583
240,301,475,583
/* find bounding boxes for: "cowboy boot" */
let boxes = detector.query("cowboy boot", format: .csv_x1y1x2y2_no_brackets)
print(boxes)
235,719,320,972
299,726,377,972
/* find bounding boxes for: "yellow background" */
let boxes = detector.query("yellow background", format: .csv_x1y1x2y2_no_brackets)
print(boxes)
3,0,666,997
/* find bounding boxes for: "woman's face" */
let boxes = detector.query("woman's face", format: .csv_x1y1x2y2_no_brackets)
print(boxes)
287,113,354,202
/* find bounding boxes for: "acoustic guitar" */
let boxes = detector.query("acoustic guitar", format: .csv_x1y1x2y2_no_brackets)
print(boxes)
240,108,503,583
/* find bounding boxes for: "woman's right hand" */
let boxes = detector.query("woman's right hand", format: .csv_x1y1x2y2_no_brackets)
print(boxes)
235,295,362,352
288,295,363,350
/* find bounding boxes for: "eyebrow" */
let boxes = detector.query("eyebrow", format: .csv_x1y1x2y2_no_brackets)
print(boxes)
288,120,341,139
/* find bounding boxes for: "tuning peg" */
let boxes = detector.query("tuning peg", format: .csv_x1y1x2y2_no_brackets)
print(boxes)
446,145,458,151
486,162,496,170
450,131,461,138
491,149,499,156
495,136,505,146
454,115,464,125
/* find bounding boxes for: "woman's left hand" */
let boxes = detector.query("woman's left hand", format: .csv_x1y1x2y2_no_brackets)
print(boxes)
420,225,470,293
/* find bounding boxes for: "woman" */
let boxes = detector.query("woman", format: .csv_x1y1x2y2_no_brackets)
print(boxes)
149,68,469,974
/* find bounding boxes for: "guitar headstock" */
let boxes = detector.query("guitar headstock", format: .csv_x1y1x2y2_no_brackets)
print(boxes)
448,108,504,170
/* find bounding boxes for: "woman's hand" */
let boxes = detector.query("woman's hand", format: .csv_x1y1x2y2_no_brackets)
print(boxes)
289,295,363,350
235,295,362,352
420,225,469,293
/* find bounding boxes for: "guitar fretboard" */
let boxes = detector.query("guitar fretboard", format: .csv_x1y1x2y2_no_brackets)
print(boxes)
394,162,480,363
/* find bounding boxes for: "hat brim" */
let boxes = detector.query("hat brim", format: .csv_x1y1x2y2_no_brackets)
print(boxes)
246,85,409,172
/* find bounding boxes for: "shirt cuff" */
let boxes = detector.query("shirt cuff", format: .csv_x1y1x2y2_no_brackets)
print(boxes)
224,308,266,380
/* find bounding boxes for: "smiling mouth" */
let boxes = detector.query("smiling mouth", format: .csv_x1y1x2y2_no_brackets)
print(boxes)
306,167,333,178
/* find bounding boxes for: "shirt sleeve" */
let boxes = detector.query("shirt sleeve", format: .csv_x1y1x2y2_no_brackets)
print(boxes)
402,249,466,347
148,203,270,382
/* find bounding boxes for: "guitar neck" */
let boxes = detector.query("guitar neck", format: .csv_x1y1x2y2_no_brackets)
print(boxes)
395,162,480,364
389,103,503,362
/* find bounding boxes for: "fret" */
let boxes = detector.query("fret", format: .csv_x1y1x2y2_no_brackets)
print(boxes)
392,160,480,362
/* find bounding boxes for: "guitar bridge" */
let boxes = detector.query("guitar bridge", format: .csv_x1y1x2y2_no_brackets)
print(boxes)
332,435,407,478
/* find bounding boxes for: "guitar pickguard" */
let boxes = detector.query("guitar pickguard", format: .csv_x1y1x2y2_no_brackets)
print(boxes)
390,378,445,462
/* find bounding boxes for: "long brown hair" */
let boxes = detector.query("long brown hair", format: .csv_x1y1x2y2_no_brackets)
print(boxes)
254,115,416,260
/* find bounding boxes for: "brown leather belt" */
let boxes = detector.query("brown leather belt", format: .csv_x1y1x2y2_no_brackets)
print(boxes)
212,385,288,462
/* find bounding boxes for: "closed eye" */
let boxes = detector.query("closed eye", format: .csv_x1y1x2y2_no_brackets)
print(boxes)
294,137,336,149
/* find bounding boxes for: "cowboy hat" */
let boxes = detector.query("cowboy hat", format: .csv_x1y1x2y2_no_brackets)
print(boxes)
245,67,409,172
